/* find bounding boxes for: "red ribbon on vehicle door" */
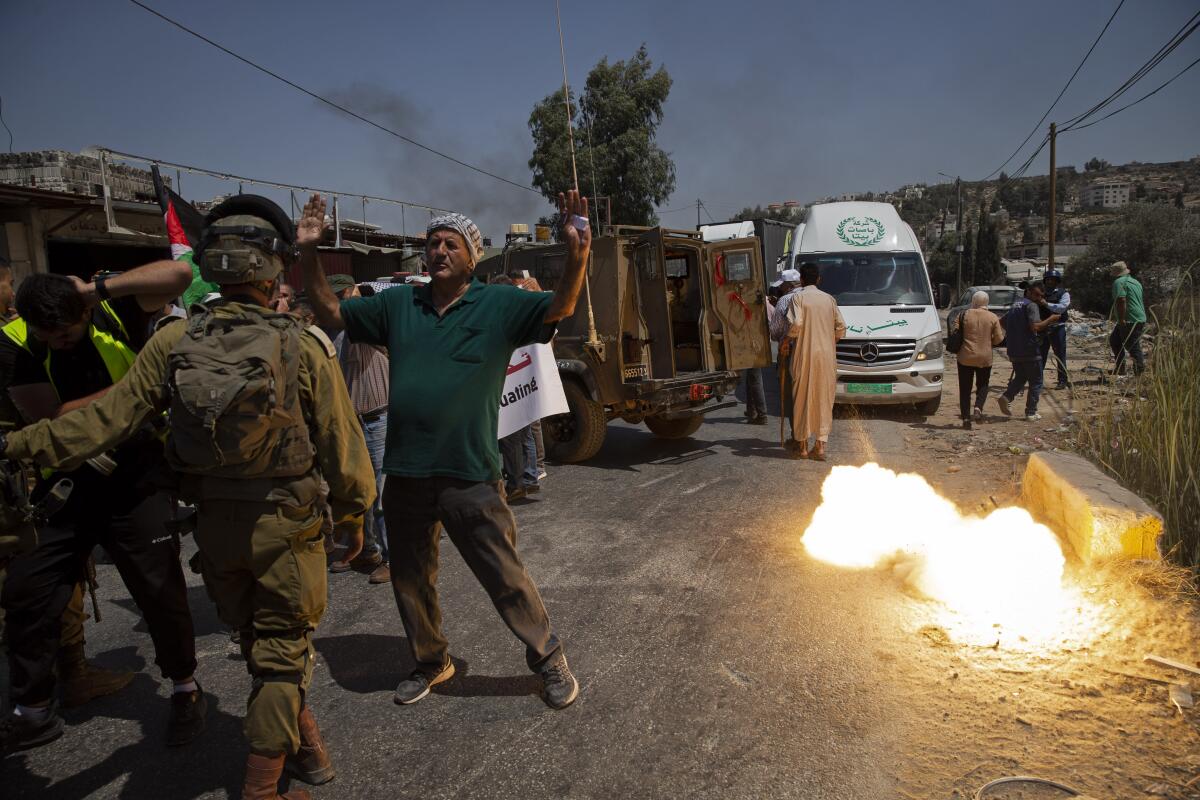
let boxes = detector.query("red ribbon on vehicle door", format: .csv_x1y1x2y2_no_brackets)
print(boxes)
727,291,752,320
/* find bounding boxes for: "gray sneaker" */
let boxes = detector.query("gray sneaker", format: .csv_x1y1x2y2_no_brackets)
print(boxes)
540,655,579,710
393,660,455,705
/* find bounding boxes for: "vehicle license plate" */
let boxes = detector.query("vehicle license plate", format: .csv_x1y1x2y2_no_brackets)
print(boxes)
846,383,893,395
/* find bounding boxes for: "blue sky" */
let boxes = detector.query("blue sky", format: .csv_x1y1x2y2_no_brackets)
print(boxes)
2,0,1198,239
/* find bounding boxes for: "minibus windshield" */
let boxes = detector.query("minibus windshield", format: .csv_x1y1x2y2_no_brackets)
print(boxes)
806,253,932,306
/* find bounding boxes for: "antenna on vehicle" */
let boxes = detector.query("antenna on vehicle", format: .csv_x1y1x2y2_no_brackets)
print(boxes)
554,0,603,359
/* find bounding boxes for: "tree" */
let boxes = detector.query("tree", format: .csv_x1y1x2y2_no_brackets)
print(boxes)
1085,157,1110,172
925,233,959,288
733,204,798,222
528,45,675,226
973,203,1002,283
961,223,975,287
1069,203,1200,312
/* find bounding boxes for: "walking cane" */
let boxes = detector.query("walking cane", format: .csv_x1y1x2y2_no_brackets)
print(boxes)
778,340,791,447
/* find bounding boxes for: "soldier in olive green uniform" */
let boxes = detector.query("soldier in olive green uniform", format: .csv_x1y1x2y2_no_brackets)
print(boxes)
1,195,374,799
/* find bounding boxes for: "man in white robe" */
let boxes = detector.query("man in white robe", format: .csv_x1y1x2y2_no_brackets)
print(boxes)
785,262,846,460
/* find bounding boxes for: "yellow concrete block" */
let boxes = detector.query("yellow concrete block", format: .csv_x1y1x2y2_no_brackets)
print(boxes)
1020,451,1163,562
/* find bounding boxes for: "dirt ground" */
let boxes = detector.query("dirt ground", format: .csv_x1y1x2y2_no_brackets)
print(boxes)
852,322,1200,799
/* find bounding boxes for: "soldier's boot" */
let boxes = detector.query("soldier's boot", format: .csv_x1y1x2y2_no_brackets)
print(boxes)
242,753,311,800
56,642,135,708
285,707,336,785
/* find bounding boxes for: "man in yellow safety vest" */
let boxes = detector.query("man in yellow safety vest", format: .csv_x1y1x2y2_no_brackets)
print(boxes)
0,261,205,756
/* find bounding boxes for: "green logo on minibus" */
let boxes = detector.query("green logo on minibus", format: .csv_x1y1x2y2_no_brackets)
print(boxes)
836,216,885,247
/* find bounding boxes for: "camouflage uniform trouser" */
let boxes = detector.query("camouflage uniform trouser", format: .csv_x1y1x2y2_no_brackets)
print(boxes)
193,499,326,756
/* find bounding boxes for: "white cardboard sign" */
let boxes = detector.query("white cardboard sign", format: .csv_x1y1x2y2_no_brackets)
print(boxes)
497,343,568,438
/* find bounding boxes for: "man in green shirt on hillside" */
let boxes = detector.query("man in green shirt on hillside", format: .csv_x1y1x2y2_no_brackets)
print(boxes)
1109,260,1147,376
302,190,592,710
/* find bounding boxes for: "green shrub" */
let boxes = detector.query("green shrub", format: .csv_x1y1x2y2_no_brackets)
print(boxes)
1077,272,1200,564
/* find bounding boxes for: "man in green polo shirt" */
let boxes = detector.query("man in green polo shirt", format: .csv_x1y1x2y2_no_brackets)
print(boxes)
1109,260,1147,376
301,191,591,710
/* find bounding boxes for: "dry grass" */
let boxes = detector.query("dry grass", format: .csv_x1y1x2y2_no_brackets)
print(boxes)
1080,557,1200,603
1077,267,1200,567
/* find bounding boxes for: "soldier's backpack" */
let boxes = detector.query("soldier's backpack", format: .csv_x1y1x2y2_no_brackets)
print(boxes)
165,304,315,479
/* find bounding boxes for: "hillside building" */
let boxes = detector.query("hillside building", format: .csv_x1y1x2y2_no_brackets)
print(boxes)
1082,181,1131,209
0,150,161,202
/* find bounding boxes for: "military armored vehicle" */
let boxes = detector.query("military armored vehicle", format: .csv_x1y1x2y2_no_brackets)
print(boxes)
477,225,772,462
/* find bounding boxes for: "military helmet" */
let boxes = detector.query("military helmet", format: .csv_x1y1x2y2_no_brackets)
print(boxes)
197,195,296,284
1043,268,1062,281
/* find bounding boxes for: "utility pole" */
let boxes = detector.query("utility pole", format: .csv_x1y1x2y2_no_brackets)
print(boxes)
98,151,117,233
954,177,963,295
1048,122,1057,273
939,171,964,296
697,198,701,229
333,195,342,248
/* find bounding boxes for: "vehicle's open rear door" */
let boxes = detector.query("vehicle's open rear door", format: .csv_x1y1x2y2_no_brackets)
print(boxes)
703,238,771,370
631,229,674,379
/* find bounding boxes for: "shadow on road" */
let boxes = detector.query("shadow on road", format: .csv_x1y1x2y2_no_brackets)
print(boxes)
564,425,713,472
2,668,244,799
110,583,226,639
433,657,539,698
314,633,414,694
834,404,925,423
908,421,961,431
313,635,538,700
722,437,795,460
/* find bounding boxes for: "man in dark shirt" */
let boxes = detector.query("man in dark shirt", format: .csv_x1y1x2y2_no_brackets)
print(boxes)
0,262,205,755
998,281,1061,422
303,191,592,710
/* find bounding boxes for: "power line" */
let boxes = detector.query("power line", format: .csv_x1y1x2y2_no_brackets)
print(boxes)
979,0,1124,181
126,0,537,194
988,8,1198,187
98,147,454,215
1060,10,1200,131
1066,54,1200,132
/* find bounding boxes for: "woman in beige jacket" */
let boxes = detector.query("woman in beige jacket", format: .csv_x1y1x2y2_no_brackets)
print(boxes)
955,290,1004,429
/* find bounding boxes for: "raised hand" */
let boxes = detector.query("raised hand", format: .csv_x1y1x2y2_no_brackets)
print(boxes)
70,275,98,309
297,193,327,249
557,190,592,266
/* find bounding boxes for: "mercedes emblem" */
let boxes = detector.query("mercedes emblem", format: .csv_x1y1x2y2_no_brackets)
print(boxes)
859,342,880,362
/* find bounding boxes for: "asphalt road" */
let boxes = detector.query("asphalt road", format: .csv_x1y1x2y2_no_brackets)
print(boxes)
2,379,924,799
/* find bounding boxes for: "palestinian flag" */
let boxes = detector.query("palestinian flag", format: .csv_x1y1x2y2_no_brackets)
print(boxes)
151,165,217,308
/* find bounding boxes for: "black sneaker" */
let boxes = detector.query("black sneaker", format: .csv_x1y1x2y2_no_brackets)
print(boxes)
540,655,579,710
166,685,208,747
0,705,65,755
748,415,768,426
393,660,455,705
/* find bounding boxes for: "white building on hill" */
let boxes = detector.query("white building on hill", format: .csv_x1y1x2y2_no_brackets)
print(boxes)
1081,181,1130,209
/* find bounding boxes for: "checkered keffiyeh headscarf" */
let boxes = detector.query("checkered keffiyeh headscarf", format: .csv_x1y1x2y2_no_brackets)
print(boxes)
427,213,484,265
